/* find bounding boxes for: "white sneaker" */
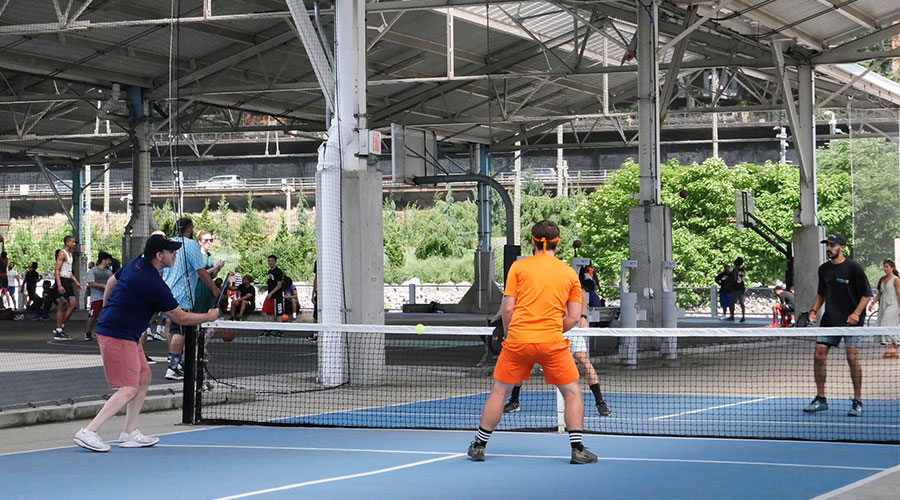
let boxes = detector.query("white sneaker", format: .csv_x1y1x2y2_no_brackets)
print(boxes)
74,428,110,452
165,367,184,381
118,429,159,448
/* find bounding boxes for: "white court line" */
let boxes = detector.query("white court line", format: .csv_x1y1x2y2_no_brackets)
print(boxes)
160,444,887,471
811,463,900,499
209,453,465,500
159,444,454,455
650,397,776,420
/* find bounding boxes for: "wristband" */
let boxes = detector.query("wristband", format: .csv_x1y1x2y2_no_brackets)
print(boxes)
580,314,588,319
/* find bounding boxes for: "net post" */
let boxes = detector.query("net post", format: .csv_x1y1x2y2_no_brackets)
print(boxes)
182,325,198,424
710,286,718,318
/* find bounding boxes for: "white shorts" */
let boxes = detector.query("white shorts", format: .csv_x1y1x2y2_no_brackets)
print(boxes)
564,333,587,354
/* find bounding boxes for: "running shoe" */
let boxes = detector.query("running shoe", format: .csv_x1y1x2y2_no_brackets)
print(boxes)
765,322,779,328
503,401,520,413
54,330,72,340
596,400,611,417
84,333,92,341
803,396,828,413
467,441,486,462
165,367,184,381
847,399,863,417
74,428,110,452
118,430,159,448
570,447,598,464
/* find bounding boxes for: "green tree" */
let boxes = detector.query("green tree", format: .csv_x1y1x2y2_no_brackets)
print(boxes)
193,199,215,236
236,196,270,281
153,200,176,236
575,157,851,304
816,138,899,278
213,196,236,244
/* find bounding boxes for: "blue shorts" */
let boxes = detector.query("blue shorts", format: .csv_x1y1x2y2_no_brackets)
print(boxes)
719,292,732,308
817,335,862,348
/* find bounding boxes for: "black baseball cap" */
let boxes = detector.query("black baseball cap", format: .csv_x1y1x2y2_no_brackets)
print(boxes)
143,235,182,260
820,234,847,246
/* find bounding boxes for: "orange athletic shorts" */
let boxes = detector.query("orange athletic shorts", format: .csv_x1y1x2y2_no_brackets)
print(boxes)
493,340,579,386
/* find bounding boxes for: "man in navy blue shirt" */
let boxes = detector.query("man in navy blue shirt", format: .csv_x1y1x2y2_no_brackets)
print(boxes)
73,235,219,452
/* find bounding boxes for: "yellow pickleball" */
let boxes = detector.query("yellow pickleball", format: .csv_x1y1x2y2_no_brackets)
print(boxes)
415,324,425,335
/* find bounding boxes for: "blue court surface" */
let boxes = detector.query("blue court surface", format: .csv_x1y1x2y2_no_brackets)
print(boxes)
2,425,898,500
281,391,900,443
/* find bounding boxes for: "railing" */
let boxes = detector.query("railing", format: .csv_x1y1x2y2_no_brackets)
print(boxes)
1,170,617,198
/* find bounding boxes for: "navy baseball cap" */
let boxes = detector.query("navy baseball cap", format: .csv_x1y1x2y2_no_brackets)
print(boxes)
143,235,182,260
820,234,847,246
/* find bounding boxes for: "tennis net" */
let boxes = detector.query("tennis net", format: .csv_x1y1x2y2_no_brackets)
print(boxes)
191,322,900,443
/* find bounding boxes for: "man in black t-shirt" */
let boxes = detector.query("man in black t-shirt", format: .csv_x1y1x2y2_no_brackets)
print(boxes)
804,234,872,417
260,255,284,336
767,285,794,327
730,257,747,322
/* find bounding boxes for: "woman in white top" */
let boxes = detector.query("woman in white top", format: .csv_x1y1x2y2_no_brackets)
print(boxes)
868,259,900,358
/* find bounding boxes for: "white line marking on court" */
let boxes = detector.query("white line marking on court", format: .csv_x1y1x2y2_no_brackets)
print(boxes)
158,444,887,471
209,453,465,500
158,444,454,455
650,397,775,420
810,463,900,499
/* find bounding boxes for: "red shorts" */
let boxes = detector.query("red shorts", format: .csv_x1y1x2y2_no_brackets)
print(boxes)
88,300,103,318
493,340,579,386
261,298,282,315
97,335,150,388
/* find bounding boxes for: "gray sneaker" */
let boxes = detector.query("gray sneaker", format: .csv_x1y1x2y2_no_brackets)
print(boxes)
571,447,598,464
467,441,485,462
803,396,828,413
847,399,863,417
118,429,159,448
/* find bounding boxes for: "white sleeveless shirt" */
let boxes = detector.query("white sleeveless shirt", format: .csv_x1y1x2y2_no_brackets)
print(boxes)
59,249,73,279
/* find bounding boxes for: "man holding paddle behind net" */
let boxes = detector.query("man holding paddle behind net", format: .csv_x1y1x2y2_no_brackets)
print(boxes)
468,220,598,464
73,235,218,452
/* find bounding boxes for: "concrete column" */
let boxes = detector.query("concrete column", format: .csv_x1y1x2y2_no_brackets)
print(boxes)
123,87,157,261
332,0,384,385
71,165,84,309
513,142,521,243
126,118,155,261
629,0,671,327
342,170,385,384
336,0,366,173
476,145,491,252
792,63,824,312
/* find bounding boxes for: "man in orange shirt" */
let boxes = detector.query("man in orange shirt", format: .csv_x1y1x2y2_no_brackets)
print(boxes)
468,220,598,464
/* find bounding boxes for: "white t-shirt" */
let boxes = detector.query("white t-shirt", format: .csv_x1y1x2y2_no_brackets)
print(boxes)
7,269,18,287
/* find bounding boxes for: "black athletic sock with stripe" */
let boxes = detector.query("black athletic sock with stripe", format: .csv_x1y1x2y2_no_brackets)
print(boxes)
474,426,492,447
568,430,584,451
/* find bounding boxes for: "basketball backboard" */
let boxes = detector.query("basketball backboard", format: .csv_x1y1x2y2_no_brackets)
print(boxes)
734,190,755,228
391,124,438,184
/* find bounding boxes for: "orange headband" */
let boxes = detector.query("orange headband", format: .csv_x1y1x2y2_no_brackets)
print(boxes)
532,237,560,251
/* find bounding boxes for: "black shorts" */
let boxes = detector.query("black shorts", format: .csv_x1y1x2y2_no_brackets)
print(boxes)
169,322,197,337
56,277,75,302
0,275,7,289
